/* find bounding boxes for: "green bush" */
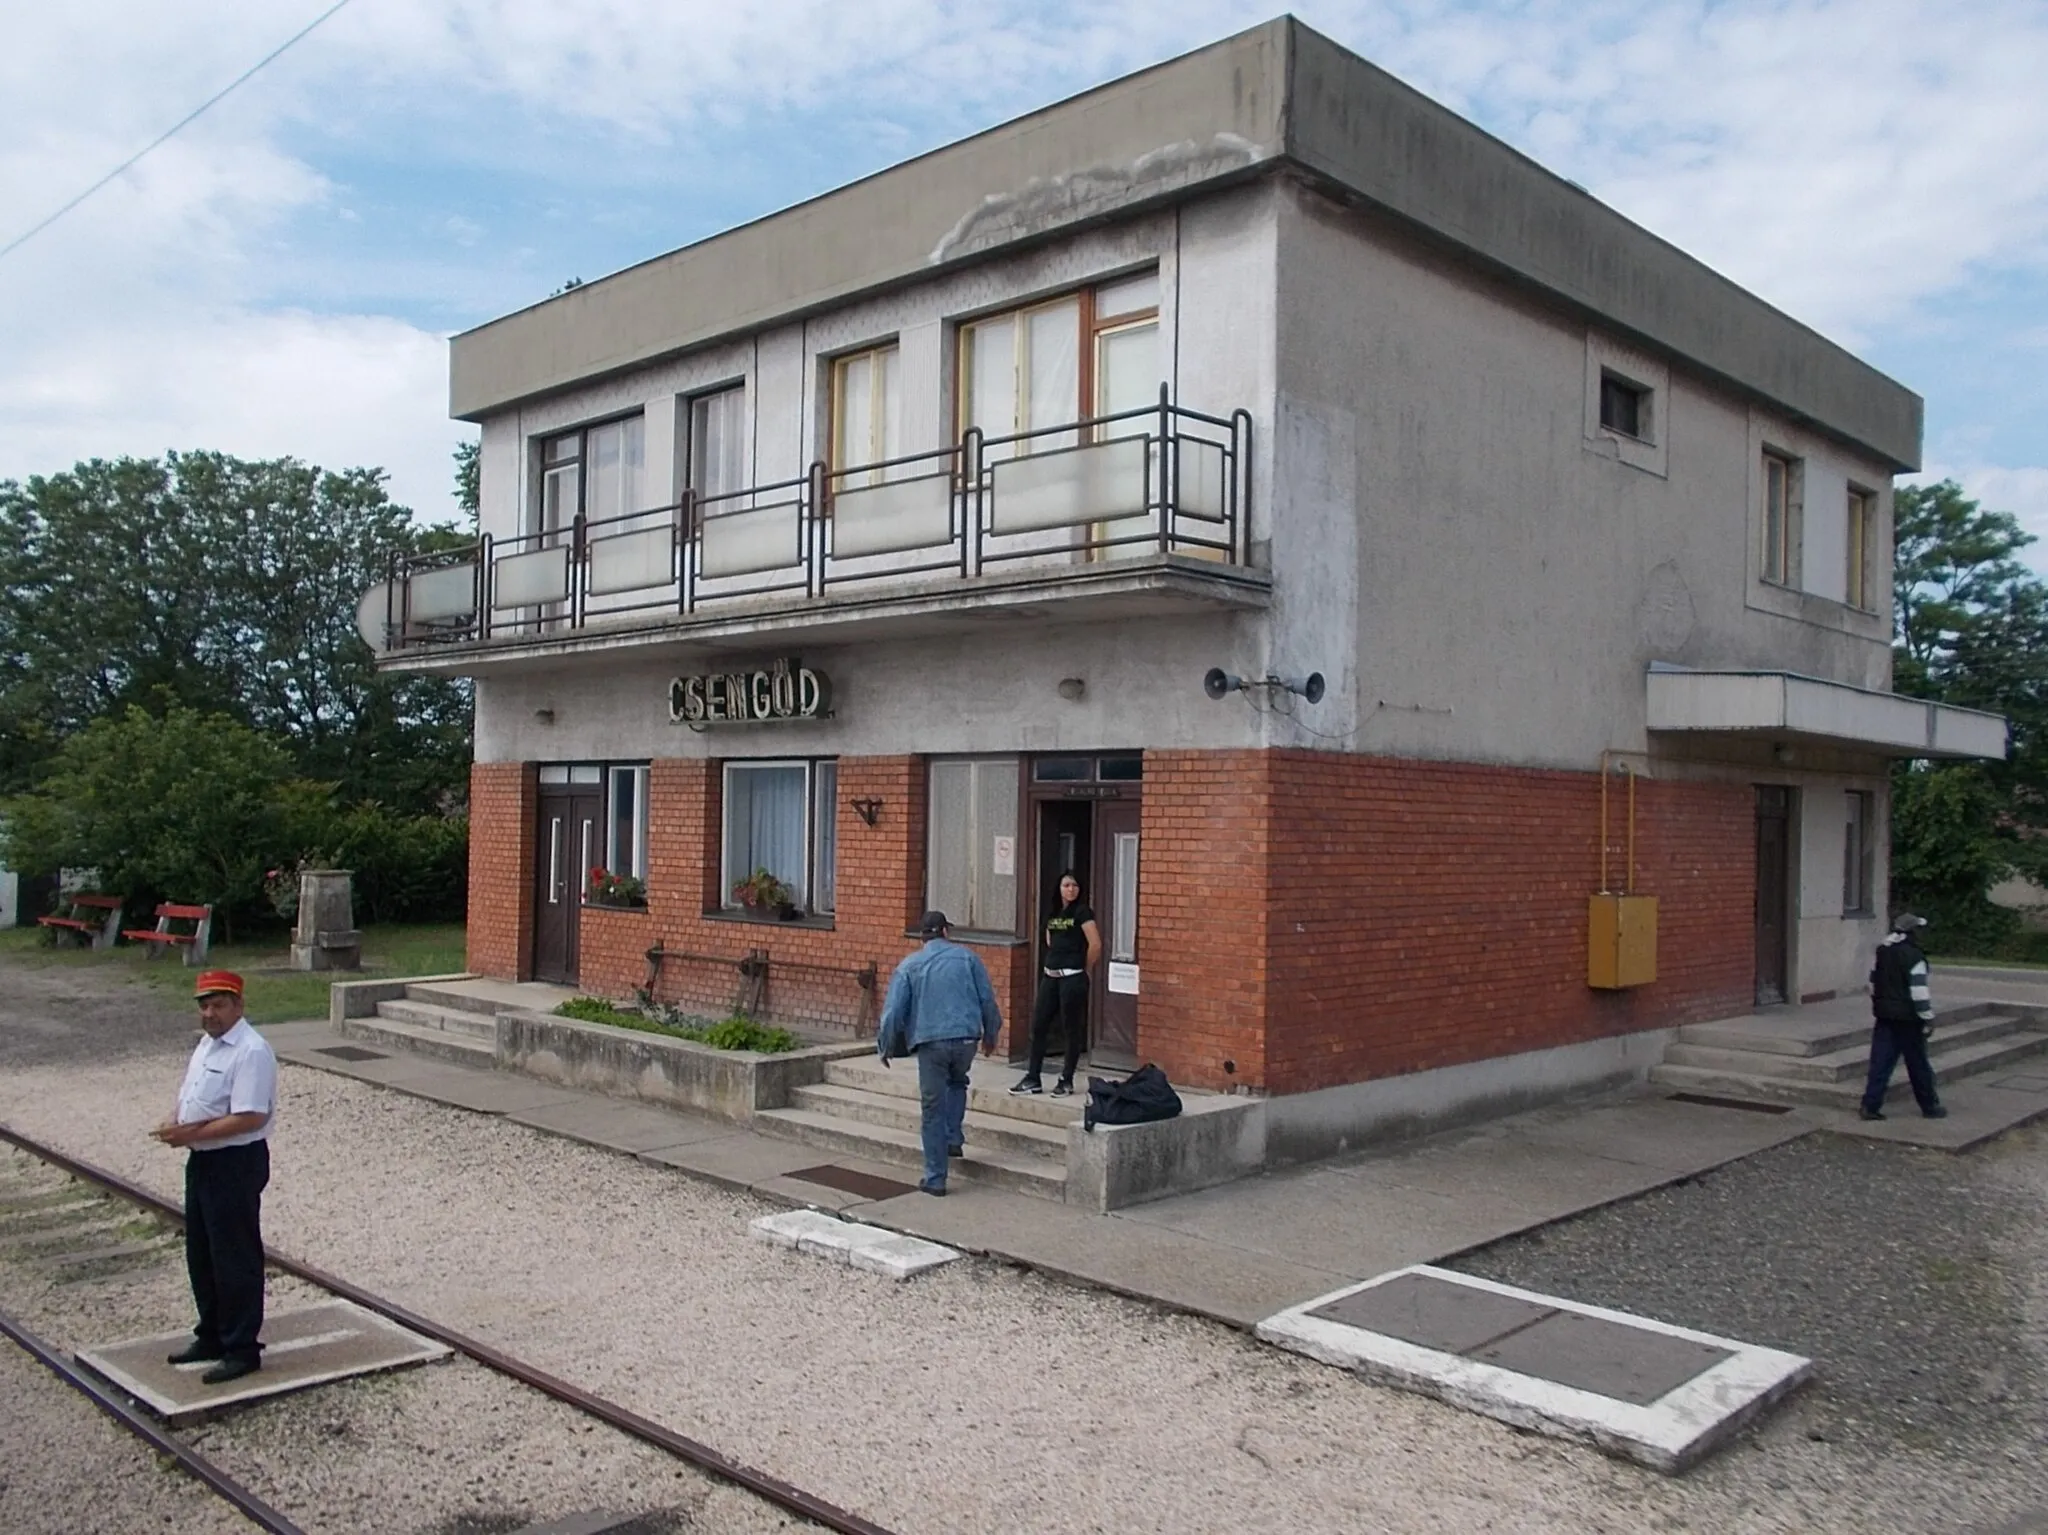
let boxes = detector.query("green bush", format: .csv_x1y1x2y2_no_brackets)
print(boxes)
554,997,799,1053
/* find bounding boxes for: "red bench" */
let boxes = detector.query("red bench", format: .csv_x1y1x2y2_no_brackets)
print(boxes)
121,903,214,966
36,894,125,949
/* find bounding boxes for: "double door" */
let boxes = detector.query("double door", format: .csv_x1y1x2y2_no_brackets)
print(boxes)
533,780,602,986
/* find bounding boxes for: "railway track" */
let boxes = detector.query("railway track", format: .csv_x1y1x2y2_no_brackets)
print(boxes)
0,1123,900,1535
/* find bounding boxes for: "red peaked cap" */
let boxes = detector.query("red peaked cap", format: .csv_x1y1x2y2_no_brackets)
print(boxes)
193,969,244,1000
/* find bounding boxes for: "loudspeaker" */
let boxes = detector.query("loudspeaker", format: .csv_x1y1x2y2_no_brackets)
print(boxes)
1302,672,1325,706
1203,668,1240,701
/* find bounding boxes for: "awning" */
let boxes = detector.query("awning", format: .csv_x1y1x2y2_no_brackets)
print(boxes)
1646,669,2006,761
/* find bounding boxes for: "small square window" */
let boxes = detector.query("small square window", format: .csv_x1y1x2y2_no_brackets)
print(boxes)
1599,372,1649,440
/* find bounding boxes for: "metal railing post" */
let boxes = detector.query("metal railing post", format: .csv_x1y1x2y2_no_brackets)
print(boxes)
807,462,826,599
679,490,696,615
963,427,982,578
477,532,494,640
568,513,587,631
1233,407,1254,566
1157,383,1173,557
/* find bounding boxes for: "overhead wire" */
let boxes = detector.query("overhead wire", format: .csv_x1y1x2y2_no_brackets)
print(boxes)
0,0,358,263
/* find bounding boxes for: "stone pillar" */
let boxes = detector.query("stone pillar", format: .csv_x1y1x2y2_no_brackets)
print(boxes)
290,870,362,971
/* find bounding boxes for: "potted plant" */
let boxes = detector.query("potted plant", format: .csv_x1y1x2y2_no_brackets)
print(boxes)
730,866,798,920
586,866,647,909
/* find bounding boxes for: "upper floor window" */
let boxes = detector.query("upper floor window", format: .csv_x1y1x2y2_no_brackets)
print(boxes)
688,385,747,504
1598,371,1651,441
1846,487,1877,611
538,414,644,535
831,344,902,485
959,270,1161,458
1762,449,1800,586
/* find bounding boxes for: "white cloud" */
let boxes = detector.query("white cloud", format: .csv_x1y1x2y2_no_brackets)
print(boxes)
3,0,2048,540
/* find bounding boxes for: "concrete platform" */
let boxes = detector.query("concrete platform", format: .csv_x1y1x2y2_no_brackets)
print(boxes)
1257,1267,1811,1473
77,1300,451,1423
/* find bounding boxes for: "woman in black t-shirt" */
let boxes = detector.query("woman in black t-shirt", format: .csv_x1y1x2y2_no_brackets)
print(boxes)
1011,871,1103,1097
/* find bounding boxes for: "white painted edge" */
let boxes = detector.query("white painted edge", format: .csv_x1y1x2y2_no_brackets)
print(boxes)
76,1299,452,1422
1255,1265,1812,1474
750,1210,960,1281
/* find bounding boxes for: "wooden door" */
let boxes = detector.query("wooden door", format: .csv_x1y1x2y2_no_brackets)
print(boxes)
1093,798,1141,1065
533,784,602,985
1753,786,1792,1006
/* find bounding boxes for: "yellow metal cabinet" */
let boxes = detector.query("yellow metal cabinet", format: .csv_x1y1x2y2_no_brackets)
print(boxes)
1588,894,1658,989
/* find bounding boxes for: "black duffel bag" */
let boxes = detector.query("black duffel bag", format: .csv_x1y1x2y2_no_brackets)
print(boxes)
1083,1063,1183,1132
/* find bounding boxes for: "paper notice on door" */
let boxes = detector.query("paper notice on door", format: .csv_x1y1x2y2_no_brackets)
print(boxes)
1107,962,1139,995
991,836,1015,877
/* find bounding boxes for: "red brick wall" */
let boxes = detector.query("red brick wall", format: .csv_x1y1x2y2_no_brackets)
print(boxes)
466,762,535,979
571,755,1032,1040
1141,750,1755,1094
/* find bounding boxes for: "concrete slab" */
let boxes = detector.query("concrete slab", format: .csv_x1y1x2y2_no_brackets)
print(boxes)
376,1071,584,1118
78,1300,451,1424
749,1209,961,1280
636,1130,817,1196
505,1097,731,1154
1258,1267,1811,1474
861,1186,1352,1326
1508,1096,1812,1173
1806,1074,2048,1152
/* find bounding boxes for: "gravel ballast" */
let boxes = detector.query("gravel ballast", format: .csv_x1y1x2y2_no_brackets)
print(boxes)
6,1048,2048,1535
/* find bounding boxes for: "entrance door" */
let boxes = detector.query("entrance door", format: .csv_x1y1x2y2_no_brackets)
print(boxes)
1093,799,1141,1064
1754,785,1793,1006
533,781,602,985
1034,800,1096,1068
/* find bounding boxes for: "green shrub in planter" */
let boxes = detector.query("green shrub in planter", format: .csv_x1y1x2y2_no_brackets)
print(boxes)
554,997,799,1053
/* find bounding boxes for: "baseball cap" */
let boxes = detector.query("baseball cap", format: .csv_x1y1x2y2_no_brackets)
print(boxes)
1890,912,1929,933
918,910,951,937
193,969,245,1000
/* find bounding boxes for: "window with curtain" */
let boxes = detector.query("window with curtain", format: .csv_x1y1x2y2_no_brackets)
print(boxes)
926,758,1019,933
536,415,645,534
961,298,1081,458
689,386,747,504
607,765,649,881
832,346,902,485
721,760,838,915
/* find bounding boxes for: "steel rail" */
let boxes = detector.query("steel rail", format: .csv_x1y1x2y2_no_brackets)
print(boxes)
0,1124,899,1535
0,1304,306,1535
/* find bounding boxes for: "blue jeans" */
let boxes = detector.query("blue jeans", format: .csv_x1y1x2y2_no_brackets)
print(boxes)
1862,1019,1940,1114
914,1037,978,1187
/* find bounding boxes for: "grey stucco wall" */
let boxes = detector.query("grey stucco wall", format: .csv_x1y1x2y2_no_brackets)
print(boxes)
1264,181,1896,772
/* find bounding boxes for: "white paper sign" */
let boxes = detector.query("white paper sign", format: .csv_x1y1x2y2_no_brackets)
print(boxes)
1107,961,1139,995
991,836,1015,877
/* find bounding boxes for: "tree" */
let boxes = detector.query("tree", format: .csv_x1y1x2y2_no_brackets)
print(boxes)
1,707,304,939
1889,481,2048,947
0,452,472,810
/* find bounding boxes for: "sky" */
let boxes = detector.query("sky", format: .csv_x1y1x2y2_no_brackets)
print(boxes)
4,0,2047,573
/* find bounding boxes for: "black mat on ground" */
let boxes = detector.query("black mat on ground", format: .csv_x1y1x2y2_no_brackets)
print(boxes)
315,1045,389,1062
785,1164,918,1200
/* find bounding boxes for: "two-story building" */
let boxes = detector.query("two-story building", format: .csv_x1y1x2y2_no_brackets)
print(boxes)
364,18,2004,1160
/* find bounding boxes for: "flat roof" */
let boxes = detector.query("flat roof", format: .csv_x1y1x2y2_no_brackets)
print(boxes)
450,16,1922,471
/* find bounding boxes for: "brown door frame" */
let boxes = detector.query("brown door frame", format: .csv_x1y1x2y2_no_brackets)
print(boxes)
1019,753,1142,1068
1753,784,1795,1007
533,778,602,987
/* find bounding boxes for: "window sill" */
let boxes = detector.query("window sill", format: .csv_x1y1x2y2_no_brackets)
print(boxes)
584,902,650,915
702,907,836,932
906,927,1026,947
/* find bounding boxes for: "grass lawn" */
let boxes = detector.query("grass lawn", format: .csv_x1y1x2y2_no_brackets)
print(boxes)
0,922,468,1021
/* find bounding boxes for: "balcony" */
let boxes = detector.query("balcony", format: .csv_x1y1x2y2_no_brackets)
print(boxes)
361,394,1265,671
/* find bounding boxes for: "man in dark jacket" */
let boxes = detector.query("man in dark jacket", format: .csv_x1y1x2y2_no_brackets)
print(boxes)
1860,913,1946,1121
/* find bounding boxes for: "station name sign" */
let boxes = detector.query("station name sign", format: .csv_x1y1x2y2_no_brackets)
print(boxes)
670,658,831,727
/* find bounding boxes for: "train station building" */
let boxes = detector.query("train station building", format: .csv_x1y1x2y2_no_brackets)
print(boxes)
364,17,2005,1158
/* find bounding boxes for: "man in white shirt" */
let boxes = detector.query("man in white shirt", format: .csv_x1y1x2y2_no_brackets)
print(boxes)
152,969,277,1385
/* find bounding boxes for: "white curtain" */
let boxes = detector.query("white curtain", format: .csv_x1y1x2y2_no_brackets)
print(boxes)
725,765,807,904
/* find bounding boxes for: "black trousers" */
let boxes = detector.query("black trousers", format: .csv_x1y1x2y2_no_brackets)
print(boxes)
1861,1019,1940,1114
1027,972,1090,1081
185,1141,269,1362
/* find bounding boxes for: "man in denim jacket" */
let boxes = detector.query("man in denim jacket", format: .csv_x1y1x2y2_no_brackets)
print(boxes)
877,911,1004,1195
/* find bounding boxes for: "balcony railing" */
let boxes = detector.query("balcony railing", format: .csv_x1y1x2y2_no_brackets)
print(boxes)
363,390,1251,653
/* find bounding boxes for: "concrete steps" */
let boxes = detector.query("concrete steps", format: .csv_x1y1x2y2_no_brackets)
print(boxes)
751,1107,1067,1200
823,1055,1086,1130
1651,1005,2048,1108
338,987,500,1067
788,1082,1069,1162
